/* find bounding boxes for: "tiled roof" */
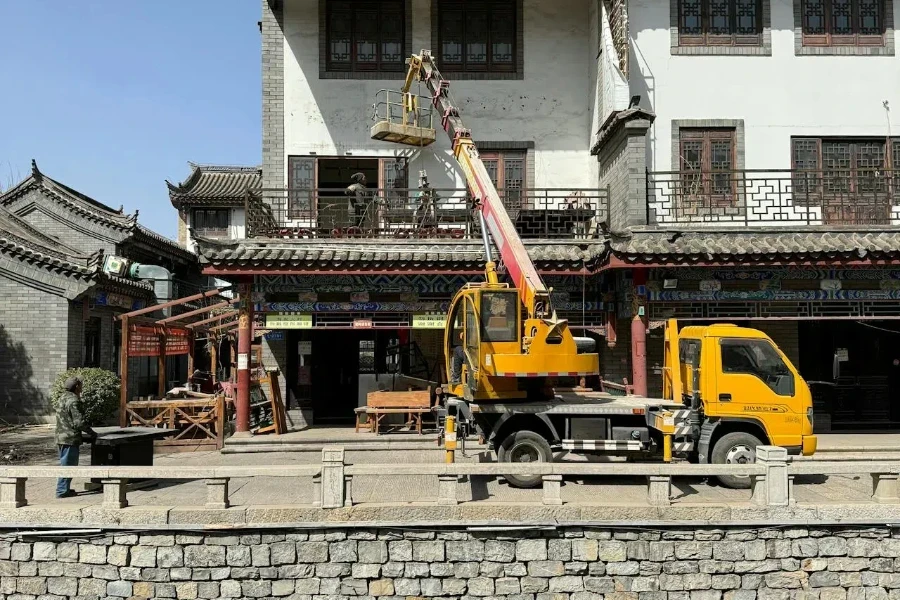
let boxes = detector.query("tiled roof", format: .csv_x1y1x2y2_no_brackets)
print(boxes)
167,164,262,207
0,206,94,275
0,206,152,296
196,238,605,271
0,160,135,230
0,160,194,265
608,228,900,263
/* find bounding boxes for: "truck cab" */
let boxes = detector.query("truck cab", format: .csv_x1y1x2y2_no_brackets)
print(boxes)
672,322,817,477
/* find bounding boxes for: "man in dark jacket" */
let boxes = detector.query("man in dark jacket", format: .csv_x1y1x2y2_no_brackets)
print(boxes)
55,377,95,498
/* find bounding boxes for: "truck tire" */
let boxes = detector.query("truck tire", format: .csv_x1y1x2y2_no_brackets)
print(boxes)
497,430,552,489
711,431,762,489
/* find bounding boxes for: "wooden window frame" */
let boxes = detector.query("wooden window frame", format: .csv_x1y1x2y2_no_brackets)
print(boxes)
324,0,407,74
790,136,898,224
481,150,527,209
287,156,410,219
678,0,764,46
436,0,518,73
678,128,738,207
800,0,886,47
191,208,231,238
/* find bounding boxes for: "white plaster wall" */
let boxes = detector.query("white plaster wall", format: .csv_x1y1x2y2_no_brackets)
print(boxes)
629,0,900,172
185,208,246,251
282,0,595,191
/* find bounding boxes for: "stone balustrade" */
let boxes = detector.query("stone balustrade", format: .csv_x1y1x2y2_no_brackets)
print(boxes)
1,446,898,512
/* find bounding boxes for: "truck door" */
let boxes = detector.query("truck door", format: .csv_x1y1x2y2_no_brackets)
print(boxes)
463,295,481,392
715,337,799,447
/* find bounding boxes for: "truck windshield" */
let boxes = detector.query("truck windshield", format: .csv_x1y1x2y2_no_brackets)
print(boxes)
720,338,795,396
480,291,518,343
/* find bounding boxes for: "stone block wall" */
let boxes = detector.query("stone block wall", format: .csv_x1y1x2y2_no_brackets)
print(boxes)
1,525,898,600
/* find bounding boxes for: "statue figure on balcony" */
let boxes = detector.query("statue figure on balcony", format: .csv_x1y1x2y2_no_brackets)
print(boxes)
345,172,370,229
413,171,438,230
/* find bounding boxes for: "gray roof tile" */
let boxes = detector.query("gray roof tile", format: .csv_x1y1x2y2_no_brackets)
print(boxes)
167,164,262,207
610,228,900,262
195,237,605,270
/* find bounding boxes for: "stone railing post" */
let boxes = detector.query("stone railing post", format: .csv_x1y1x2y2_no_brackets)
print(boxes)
753,446,789,507
102,478,128,509
0,477,26,509
206,478,230,509
647,475,671,506
872,472,899,504
438,474,458,506
542,474,563,505
321,447,346,509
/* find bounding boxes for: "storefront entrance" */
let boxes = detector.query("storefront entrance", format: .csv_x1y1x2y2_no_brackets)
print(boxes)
800,320,900,430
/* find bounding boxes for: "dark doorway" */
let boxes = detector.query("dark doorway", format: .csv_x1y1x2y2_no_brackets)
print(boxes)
310,330,360,424
316,158,379,232
799,320,900,430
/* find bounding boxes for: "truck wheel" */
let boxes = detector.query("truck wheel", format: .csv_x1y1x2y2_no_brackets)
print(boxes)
711,431,762,489
497,430,552,489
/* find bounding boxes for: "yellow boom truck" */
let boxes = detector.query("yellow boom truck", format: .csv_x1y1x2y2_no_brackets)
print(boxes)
372,51,817,489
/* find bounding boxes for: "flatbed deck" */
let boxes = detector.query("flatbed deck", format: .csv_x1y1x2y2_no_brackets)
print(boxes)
471,391,685,416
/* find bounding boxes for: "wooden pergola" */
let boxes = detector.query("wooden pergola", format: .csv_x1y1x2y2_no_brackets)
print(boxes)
115,287,240,428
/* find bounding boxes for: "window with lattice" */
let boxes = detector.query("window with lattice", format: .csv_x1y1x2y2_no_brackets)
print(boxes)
325,0,406,73
437,0,517,73
192,209,231,238
800,0,885,46
482,150,526,208
679,128,737,206
791,137,897,224
678,0,763,46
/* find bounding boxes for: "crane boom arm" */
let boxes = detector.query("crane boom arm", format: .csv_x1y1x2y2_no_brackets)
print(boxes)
403,52,552,319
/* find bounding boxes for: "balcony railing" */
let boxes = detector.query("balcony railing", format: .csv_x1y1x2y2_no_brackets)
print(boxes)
647,169,900,227
246,187,608,240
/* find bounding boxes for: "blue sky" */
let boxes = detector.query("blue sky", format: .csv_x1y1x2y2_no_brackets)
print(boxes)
0,0,261,239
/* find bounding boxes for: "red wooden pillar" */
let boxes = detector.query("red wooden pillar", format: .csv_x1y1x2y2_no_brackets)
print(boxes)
235,277,254,434
630,268,649,397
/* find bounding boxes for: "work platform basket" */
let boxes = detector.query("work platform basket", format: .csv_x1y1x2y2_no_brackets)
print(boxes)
370,89,437,147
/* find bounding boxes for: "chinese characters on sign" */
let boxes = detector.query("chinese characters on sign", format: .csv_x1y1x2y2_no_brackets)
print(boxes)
265,313,313,329
412,314,446,329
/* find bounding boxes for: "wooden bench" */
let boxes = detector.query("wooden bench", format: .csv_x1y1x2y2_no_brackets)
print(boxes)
355,389,432,435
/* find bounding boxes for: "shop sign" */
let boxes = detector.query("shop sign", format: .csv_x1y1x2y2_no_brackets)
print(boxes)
699,280,721,292
95,291,134,310
413,313,447,329
835,348,849,362
264,331,285,341
298,341,312,354
353,318,374,329
265,313,313,329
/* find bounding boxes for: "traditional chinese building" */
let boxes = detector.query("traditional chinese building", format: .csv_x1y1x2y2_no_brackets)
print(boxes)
0,161,202,422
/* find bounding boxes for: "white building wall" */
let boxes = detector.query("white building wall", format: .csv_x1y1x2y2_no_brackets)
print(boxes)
184,208,246,251
629,0,900,172
282,0,596,191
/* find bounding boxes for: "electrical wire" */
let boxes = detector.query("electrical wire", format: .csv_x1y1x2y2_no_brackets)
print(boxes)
854,320,900,335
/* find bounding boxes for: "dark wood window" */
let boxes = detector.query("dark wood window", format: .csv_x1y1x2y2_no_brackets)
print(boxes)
679,128,737,203
192,209,230,237
438,0,517,73
678,0,763,46
288,156,316,217
791,137,898,224
84,317,101,368
326,0,405,72
482,150,526,207
800,0,885,46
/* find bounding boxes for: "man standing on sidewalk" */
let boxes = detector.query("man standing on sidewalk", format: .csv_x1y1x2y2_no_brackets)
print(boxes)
55,377,95,498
